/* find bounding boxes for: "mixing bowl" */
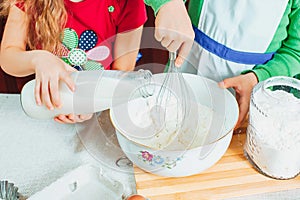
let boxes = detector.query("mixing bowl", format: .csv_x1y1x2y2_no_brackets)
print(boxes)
110,73,238,177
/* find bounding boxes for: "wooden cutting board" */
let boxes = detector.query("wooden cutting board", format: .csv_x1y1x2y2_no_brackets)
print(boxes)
134,127,300,200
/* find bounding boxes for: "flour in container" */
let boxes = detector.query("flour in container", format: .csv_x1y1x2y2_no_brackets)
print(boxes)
246,80,300,179
252,89,300,150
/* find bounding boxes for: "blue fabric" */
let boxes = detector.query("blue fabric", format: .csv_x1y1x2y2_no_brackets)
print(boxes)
136,52,142,62
193,26,275,65
74,65,83,71
78,30,98,51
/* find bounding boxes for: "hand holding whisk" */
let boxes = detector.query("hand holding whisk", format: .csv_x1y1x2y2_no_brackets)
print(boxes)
150,51,190,133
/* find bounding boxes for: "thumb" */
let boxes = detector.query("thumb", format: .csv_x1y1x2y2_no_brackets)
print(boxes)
175,41,192,67
218,77,240,89
175,55,185,68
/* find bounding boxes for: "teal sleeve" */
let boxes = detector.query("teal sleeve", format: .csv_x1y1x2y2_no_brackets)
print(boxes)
242,0,300,81
144,0,172,15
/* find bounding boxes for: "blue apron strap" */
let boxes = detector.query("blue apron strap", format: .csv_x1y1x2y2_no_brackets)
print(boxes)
193,26,275,65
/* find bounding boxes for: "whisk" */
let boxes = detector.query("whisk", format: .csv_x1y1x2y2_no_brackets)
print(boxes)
151,51,190,132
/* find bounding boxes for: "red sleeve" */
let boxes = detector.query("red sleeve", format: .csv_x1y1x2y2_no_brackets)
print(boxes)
116,0,147,33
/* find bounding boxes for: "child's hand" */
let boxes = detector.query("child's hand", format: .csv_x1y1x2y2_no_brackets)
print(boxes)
155,0,194,67
54,114,93,124
218,73,258,129
32,50,76,110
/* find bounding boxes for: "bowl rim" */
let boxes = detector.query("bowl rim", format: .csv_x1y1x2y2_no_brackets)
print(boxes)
109,73,239,151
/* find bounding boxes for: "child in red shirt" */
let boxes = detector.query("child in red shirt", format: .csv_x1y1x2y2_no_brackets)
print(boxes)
0,0,147,123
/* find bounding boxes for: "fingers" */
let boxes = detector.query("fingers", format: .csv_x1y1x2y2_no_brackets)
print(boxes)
55,114,75,124
176,40,193,67
41,78,53,110
54,114,93,124
35,79,42,106
160,36,172,48
175,56,185,67
36,74,74,110
73,114,93,122
218,77,240,92
168,40,183,54
235,95,249,129
154,27,164,42
155,28,193,67
49,70,75,109
49,77,61,108
60,72,75,92
156,35,191,67
154,0,194,67
38,77,61,110
79,114,93,121
219,76,250,129
219,78,234,88
54,116,67,124
155,28,182,50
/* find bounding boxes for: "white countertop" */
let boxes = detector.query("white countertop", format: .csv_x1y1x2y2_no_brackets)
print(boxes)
0,93,136,199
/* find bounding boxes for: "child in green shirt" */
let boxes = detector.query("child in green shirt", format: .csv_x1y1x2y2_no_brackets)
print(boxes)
146,0,300,128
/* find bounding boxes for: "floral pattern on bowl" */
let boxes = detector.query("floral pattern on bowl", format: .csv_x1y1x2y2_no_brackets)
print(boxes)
138,151,183,169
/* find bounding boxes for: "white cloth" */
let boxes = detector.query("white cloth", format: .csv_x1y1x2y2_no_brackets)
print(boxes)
198,0,288,52
0,94,83,198
0,94,135,199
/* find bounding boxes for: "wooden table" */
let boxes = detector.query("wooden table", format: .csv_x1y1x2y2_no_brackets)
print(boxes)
134,124,300,200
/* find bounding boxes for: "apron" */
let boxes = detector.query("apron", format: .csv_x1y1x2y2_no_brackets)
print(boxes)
182,0,288,82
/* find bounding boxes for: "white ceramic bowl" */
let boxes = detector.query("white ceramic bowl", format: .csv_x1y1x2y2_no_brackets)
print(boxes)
110,73,238,177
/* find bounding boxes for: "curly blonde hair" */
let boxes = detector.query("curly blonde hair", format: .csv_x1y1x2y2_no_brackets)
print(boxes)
0,0,67,51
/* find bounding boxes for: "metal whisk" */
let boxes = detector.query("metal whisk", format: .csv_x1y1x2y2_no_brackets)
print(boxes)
151,51,190,132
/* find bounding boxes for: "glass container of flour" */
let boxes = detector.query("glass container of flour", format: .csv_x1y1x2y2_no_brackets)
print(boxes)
244,76,300,179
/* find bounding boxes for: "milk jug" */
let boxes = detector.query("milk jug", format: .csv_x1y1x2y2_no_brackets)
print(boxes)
21,70,152,119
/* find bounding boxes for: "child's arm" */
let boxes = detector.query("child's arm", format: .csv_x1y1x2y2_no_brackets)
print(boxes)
220,1,300,128
0,5,75,110
111,26,143,71
219,73,258,129
145,0,194,67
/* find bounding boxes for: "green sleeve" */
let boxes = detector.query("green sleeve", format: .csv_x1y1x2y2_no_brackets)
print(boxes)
144,0,172,15
145,0,187,15
242,0,300,81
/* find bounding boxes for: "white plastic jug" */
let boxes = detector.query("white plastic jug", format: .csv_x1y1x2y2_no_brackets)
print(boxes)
21,70,152,119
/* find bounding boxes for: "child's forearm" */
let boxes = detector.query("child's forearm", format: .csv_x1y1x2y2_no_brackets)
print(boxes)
111,51,138,71
0,5,38,77
0,47,39,77
1,48,67,78
112,26,143,71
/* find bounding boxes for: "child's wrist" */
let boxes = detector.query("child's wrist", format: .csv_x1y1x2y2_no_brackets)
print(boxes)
245,72,259,87
30,50,48,71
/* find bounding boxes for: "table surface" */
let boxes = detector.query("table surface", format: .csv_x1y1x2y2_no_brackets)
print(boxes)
134,117,300,199
0,93,137,199
1,93,299,200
